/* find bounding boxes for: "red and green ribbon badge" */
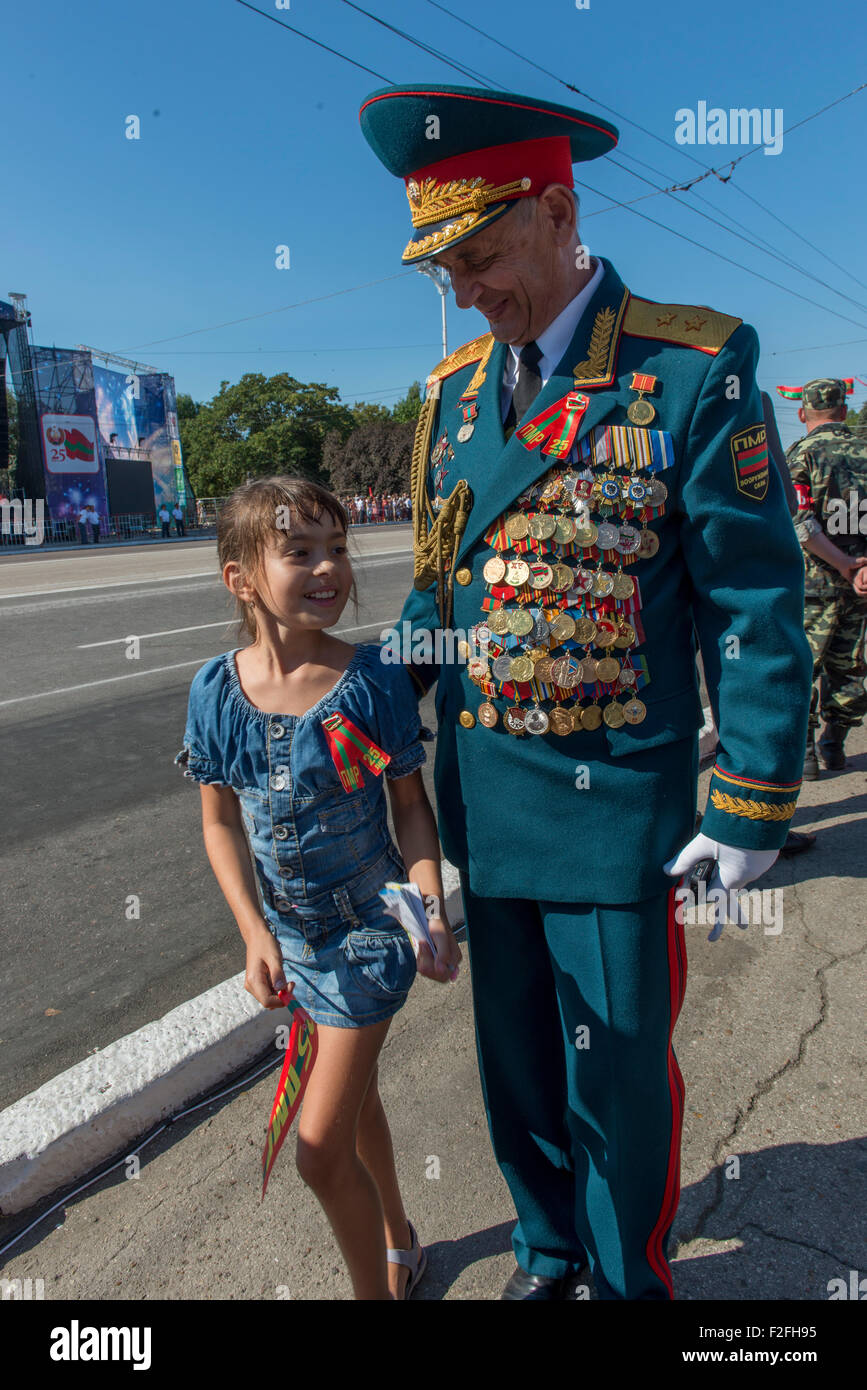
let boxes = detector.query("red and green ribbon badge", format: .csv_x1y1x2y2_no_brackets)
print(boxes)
261,991,318,1199
321,711,391,793
515,391,591,459
776,385,803,399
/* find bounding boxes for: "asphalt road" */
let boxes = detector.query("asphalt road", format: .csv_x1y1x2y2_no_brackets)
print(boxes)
0,527,434,1110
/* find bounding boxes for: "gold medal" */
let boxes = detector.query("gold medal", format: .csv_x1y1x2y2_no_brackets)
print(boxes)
457,638,472,659
554,515,577,544
574,520,599,548
505,558,530,587
627,372,658,425
528,513,557,540
614,622,636,649
483,555,507,585
612,571,635,599
551,563,575,591
626,398,656,426
548,706,574,736
504,706,526,735
550,656,581,688
638,527,660,558
488,609,510,636
549,612,576,642
509,608,534,636
622,696,647,725
534,657,555,684
509,655,535,683
505,513,530,540
528,561,554,590
527,645,549,663
594,618,618,648
580,655,598,682
581,703,603,731
477,700,499,728
573,617,598,644
596,656,621,682
603,699,626,728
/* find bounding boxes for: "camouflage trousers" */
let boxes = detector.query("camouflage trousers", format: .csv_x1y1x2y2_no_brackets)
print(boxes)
804,590,867,734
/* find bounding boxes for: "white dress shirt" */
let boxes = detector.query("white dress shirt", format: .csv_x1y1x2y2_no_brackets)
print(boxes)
500,258,605,421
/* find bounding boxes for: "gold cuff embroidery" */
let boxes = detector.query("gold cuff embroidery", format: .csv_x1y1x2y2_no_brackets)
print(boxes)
710,790,798,822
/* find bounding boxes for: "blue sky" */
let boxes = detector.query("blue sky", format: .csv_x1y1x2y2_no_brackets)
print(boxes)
4,0,866,447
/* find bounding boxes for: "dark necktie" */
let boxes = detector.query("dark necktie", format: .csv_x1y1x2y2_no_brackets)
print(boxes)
504,340,543,437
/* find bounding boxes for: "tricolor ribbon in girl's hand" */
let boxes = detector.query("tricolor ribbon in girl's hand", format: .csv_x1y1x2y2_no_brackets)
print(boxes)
321,711,391,793
261,991,318,1200
516,390,590,458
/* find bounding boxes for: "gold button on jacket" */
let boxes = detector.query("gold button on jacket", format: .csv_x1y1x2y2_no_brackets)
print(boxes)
458,709,476,728
455,567,473,586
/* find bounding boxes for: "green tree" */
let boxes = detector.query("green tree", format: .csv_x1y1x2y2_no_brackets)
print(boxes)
0,388,18,496
326,420,416,494
179,373,355,496
392,380,423,422
846,401,867,437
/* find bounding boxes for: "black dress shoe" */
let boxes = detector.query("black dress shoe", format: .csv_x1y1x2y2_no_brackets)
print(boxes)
500,1266,566,1300
779,829,816,857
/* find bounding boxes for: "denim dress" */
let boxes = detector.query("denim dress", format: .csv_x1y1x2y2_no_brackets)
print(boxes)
174,642,426,1027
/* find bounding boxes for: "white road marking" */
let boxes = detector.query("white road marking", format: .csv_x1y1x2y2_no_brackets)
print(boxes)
78,619,389,648
0,620,394,708
0,546,412,601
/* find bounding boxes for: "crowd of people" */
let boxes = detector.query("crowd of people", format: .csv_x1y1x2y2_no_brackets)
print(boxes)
337,492,412,526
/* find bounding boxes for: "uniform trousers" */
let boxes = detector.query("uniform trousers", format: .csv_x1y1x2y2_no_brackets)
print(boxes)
459,874,687,1300
804,590,867,733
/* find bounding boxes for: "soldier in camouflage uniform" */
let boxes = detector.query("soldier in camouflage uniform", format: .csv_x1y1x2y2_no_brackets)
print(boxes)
786,379,867,777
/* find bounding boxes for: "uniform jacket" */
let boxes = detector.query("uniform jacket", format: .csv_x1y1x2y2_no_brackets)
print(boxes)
398,256,813,902
786,421,867,598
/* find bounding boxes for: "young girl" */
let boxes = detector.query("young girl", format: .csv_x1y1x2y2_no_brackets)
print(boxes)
174,475,462,1300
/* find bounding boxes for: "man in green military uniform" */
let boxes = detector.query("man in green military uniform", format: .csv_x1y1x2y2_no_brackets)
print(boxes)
786,378,867,777
360,84,813,1300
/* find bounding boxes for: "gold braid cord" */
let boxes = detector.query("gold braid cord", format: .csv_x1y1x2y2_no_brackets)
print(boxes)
409,379,473,628
710,790,798,821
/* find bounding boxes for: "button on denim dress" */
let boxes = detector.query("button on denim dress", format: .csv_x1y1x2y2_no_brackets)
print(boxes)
175,643,427,1027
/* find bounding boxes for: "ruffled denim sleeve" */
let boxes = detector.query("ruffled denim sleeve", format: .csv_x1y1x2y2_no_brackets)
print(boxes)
173,657,231,786
359,645,428,781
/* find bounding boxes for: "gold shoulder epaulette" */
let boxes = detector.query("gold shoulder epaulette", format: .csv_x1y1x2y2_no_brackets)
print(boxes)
425,332,493,388
623,296,742,355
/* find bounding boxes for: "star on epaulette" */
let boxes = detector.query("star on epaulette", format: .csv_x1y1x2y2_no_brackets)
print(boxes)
656,312,677,328
683,315,707,333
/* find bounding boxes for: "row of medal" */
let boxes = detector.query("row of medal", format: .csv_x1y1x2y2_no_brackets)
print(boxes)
461,457,670,735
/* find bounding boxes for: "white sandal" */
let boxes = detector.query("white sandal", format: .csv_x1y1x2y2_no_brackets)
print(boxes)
386,1219,427,1299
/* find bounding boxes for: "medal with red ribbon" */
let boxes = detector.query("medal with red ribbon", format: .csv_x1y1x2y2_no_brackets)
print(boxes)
321,711,391,792
515,390,591,459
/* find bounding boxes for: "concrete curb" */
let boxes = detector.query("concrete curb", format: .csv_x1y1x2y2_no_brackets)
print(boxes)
0,867,465,1217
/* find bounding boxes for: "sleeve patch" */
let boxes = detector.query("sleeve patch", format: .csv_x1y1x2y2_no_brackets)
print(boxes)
793,482,813,510
730,424,768,501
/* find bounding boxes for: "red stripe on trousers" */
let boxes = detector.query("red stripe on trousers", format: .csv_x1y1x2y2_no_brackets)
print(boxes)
644,881,687,1298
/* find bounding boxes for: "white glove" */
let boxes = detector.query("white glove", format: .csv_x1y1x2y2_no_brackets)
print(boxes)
663,833,779,943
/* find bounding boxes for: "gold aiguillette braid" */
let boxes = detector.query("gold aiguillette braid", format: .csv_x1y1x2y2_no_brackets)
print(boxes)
410,378,473,627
